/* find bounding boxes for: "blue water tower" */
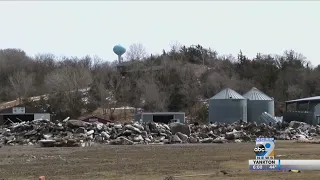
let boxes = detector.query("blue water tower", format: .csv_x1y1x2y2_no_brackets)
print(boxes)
113,45,126,63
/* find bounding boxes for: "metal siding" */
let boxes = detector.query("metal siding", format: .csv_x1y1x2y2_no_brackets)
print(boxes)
307,113,314,125
284,102,320,125
283,111,313,124
243,100,247,123
142,114,153,122
173,114,185,123
209,99,247,124
247,100,274,124
211,88,245,100
34,113,51,120
134,114,142,121
314,103,320,114
313,104,320,125
136,113,185,123
286,96,320,103
243,87,273,101
0,106,46,114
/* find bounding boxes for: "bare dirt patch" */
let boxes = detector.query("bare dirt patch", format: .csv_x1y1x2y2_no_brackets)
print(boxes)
0,141,320,180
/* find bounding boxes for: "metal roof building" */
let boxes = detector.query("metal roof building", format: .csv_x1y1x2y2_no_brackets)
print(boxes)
285,96,320,103
209,88,247,123
243,87,274,124
284,96,320,125
0,106,51,125
134,112,185,124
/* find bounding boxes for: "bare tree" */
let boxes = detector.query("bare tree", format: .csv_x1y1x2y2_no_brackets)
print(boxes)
45,66,92,108
90,66,126,118
104,72,124,117
137,79,167,111
43,66,93,117
93,80,111,115
169,41,182,52
45,66,92,93
9,70,34,104
179,65,199,120
1,44,320,120
107,71,128,116
125,43,147,61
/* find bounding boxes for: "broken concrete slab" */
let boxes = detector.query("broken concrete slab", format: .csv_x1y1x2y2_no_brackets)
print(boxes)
67,120,86,128
1,117,320,147
170,123,191,136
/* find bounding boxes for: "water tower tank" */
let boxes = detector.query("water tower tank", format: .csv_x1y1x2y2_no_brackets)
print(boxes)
243,87,274,124
113,45,126,56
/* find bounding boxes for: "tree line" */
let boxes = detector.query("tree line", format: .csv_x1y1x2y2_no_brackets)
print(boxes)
0,43,318,122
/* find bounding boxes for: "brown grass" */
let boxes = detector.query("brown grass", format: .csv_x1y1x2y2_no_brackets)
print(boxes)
0,141,320,180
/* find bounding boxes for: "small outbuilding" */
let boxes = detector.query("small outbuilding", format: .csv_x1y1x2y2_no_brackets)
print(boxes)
209,88,247,124
134,112,185,124
284,96,320,125
0,106,51,125
80,115,112,124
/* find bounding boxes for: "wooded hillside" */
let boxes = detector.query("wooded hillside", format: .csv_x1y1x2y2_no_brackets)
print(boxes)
0,43,318,122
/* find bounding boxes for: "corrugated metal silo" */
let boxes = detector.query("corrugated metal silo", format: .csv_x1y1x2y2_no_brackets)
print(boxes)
243,87,274,124
209,88,247,123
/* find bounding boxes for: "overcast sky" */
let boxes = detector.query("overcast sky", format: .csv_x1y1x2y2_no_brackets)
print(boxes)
0,1,319,65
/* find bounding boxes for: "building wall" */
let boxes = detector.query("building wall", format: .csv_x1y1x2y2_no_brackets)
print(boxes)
134,114,142,122
283,111,313,124
209,99,247,123
313,104,320,125
141,114,153,122
0,113,47,125
173,114,185,123
34,113,51,120
135,113,185,123
309,101,320,111
284,101,320,125
247,100,274,124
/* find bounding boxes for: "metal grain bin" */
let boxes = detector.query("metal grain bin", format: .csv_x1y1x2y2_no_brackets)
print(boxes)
209,88,247,124
243,87,274,124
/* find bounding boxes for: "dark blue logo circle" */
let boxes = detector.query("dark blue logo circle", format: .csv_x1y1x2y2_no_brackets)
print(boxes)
254,144,266,156
265,143,271,148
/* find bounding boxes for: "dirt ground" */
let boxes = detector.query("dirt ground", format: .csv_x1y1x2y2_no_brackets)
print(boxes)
1,141,320,180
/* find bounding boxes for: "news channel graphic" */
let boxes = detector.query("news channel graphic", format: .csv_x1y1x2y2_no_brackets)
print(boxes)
248,138,320,171
249,138,278,170
249,159,320,171
254,138,275,160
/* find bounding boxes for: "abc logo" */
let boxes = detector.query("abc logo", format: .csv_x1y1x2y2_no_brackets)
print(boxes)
254,144,266,156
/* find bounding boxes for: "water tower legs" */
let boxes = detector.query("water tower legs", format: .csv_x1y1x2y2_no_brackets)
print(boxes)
118,55,121,64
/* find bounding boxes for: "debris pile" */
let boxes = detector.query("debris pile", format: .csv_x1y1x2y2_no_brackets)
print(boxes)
0,119,319,147
259,112,282,124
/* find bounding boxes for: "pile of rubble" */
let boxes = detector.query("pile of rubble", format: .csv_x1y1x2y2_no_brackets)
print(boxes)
0,118,319,147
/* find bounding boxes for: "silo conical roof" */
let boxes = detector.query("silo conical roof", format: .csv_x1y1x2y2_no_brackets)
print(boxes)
210,88,245,100
243,87,273,100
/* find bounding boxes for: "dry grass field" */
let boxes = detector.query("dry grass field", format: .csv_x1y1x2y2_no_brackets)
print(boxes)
1,141,320,180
